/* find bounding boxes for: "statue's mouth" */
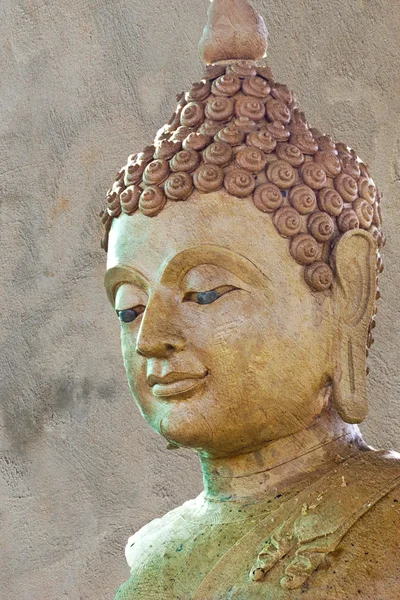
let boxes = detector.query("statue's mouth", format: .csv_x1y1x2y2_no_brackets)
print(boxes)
151,372,208,399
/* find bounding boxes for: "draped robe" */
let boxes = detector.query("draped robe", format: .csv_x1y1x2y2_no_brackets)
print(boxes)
115,449,400,600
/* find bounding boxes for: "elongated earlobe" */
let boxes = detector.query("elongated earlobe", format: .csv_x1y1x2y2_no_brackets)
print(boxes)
332,337,368,423
331,230,378,423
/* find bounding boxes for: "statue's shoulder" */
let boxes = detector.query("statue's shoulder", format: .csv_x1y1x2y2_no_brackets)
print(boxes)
124,495,200,569
339,449,400,563
317,449,400,597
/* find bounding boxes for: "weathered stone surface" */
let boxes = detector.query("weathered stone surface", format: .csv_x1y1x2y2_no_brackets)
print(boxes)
1,1,400,598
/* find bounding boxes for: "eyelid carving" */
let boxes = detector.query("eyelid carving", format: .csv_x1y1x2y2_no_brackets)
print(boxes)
115,281,147,307
116,305,145,323
182,285,240,304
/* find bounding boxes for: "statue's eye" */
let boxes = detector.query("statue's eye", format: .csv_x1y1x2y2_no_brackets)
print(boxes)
196,290,219,305
183,285,239,305
117,306,145,323
118,309,138,323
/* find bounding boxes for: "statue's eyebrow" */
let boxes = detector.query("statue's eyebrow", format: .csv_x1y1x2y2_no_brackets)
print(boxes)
104,245,271,306
104,265,149,306
159,244,271,288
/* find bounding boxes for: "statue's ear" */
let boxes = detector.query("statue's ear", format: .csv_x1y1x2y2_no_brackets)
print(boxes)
331,230,377,423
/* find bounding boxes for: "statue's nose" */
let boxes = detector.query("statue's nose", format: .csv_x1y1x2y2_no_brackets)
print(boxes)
135,335,186,359
135,291,186,359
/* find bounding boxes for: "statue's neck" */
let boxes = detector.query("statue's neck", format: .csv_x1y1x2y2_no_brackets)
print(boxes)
199,405,367,502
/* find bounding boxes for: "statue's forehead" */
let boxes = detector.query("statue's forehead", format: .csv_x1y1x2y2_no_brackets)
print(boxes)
106,190,286,277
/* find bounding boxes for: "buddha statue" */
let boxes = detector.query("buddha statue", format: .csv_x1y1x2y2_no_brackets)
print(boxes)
100,1,400,598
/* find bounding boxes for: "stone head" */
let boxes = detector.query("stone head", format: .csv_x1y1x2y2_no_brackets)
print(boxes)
101,0,384,458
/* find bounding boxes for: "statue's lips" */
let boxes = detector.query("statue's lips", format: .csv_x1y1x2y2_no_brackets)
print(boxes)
151,375,207,399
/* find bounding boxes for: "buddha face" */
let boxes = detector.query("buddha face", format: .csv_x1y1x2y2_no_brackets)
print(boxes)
106,190,333,458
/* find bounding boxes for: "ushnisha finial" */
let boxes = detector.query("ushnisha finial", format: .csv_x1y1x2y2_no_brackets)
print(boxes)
199,0,268,65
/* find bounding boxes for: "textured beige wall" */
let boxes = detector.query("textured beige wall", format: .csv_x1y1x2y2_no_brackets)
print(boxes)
1,0,399,598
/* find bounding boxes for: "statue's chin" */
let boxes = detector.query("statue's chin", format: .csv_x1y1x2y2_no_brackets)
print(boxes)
129,386,219,451
149,409,280,458
157,411,215,452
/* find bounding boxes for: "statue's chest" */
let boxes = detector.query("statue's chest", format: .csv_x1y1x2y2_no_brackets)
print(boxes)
123,520,384,600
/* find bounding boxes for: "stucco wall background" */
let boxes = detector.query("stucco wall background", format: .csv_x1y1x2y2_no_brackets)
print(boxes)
1,0,399,598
